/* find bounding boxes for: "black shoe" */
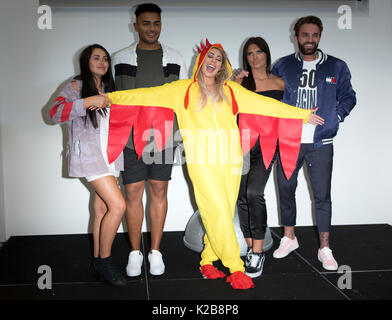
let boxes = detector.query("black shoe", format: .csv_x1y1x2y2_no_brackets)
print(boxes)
245,247,253,268
245,251,265,279
92,256,127,286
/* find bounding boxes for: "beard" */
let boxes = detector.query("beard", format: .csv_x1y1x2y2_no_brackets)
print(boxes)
298,42,318,55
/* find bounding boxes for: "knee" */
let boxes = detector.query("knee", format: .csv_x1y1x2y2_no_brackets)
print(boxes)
278,182,297,200
278,180,296,194
247,188,265,204
94,200,107,218
109,198,126,218
149,181,168,199
313,188,331,203
278,171,298,191
314,195,332,205
237,188,247,204
125,182,145,204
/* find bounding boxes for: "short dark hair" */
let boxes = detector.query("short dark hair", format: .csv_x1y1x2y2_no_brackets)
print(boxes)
135,3,162,17
294,16,323,36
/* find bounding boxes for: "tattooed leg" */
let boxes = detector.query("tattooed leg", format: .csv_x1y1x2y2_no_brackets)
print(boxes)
319,232,330,249
284,226,296,240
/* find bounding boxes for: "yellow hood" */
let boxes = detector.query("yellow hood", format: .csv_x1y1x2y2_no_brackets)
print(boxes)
184,39,238,114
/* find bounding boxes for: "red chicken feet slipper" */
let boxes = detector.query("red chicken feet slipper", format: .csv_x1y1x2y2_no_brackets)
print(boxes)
200,265,227,279
226,271,255,289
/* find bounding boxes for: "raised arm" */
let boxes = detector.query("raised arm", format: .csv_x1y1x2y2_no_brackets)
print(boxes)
229,80,324,180
229,80,311,122
108,80,188,113
106,80,189,164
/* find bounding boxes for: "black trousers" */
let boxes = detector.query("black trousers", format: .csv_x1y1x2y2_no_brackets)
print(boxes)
276,143,333,232
237,140,275,240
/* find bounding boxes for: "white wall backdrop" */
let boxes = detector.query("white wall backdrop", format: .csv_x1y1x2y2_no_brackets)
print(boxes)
0,0,391,240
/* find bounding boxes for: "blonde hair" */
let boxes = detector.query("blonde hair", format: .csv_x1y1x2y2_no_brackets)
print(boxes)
196,47,230,110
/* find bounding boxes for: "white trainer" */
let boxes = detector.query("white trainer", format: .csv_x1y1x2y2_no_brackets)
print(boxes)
148,250,165,275
126,250,143,277
318,247,338,271
273,236,299,259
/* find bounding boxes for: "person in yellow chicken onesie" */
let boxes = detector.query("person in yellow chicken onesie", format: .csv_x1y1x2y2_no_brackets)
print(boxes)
102,40,324,290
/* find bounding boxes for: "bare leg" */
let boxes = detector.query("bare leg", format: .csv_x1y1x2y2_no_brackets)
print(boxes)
90,176,126,258
92,192,108,258
252,239,264,253
246,238,264,253
245,238,252,249
148,179,168,252
284,226,296,240
124,181,145,251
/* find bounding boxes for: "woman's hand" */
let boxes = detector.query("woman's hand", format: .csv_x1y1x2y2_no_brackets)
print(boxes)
307,107,325,125
83,94,111,111
233,68,249,83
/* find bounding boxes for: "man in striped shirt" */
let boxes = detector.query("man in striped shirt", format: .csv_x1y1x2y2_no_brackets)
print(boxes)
111,3,187,277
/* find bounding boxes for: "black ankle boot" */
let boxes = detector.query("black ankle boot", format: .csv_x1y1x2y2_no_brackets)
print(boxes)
92,256,127,286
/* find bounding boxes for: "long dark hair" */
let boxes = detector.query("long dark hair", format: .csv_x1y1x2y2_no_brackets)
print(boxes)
75,44,115,128
241,37,271,92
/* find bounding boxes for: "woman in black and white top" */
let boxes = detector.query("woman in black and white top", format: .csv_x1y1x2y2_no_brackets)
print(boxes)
234,37,285,279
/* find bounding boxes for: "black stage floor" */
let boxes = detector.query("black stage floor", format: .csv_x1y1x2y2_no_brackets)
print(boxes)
0,224,391,301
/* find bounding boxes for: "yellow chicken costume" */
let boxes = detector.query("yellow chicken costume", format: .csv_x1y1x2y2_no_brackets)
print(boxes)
106,41,310,289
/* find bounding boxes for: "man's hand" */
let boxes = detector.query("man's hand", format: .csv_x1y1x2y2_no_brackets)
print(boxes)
307,107,325,125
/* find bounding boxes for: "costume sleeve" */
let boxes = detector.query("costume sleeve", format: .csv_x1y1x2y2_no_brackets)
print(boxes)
106,80,187,163
229,80,310,122
49,82,85,125
229,80,310,180
108,80,186,112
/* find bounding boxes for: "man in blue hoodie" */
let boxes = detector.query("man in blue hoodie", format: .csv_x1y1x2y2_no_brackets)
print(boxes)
271,16,356,270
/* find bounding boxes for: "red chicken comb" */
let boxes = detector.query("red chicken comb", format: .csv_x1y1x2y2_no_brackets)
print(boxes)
197,38,212,53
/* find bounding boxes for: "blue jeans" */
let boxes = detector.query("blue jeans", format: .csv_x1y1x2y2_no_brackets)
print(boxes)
276,143,333,232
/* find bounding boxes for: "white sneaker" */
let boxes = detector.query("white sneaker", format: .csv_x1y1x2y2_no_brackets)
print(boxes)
126,250,143,277
148,250,165,275
318,247,338,271
273,236,299,259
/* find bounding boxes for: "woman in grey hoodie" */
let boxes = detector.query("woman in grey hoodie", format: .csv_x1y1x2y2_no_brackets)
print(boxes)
49,44,126,286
